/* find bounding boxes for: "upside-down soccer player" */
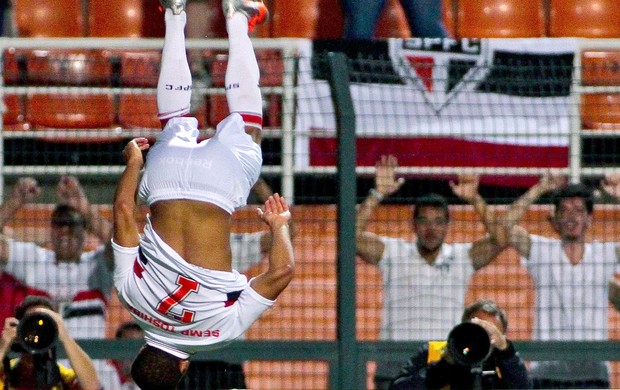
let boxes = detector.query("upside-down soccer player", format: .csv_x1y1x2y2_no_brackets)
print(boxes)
111,0,294,388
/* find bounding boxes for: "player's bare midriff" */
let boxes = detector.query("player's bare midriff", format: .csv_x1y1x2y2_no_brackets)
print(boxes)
150,199,233,272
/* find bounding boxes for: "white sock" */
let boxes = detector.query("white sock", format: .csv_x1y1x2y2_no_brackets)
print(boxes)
157,9,192,120
225,13,262,128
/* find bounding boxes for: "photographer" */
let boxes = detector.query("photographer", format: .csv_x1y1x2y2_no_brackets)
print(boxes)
390,300,531,389
0,296,100,390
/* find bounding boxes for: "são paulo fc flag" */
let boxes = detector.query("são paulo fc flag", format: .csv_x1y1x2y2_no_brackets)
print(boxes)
294,38,578,187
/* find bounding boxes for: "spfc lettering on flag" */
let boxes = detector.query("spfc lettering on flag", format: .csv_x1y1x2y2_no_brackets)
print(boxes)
397,38,484,112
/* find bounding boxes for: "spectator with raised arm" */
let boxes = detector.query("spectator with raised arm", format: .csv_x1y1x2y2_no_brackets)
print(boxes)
0,176,115,386
0,176,113,338
483,171,620,388
356,155,504,389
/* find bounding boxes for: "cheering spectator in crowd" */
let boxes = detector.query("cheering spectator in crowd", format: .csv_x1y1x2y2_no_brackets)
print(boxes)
0,176,113,338
0,176,115,386
356,155,503,389
482,171,620,389
341,0,449,39
390,299,531,389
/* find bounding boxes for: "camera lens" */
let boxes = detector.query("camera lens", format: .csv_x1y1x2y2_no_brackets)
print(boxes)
447,322,492,366
18,312,58,354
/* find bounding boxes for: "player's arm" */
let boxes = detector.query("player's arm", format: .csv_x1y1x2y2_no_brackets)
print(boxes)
0,177,41,265
113,138,150,248
250,194,294,300
356,155,404,265
251,177,297,254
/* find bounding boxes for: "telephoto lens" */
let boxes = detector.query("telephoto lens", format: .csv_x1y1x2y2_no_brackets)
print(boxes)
447,322,492,366
17,312,59,354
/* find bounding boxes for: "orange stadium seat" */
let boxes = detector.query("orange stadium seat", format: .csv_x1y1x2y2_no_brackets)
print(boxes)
116,50,161,87
206,50,284,88
88,0,144,37
3,48,25,85
3,94,28,131
582,51,620,86
25,94,118,142
443,0,455,37
14,0,84,37
118,94,160,130
24,49,113,86
549,0,620,38
269,0,319,38
456,0,545,38
207,95,228,128
581,93,620,130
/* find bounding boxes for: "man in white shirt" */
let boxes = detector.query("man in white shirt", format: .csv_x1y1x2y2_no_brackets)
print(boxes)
485,172,620,388
356,155,503,390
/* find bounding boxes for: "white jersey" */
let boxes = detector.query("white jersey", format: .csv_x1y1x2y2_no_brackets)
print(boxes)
138,114,262,214
523,234,620,381
379,237,475,341
112,218,274,359
3,239,112,338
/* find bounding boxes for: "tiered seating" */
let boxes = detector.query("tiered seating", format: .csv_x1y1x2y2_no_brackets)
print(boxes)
115,50,162,130
3,49,27,131
580,50,620,130
23,49,117,143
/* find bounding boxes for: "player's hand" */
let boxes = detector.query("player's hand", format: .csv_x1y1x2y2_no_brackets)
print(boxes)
471,317,508,351
601,173,620,200
258,193,291,230
374,155,405,198
449,174,480,203
123,138,150,168
1,317,18,347
12,177,41,204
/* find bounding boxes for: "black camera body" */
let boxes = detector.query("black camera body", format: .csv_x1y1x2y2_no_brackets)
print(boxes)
16,312,59,354
447,322,492,366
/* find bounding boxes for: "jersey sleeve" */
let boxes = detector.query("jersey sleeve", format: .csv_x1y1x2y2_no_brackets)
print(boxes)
111,240,139,292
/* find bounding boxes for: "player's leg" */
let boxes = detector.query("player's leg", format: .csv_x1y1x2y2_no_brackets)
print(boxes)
222,0,268,143
158,0,192,124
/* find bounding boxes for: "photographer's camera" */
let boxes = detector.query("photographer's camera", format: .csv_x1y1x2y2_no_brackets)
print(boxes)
447,322,492,366
16,312,58,354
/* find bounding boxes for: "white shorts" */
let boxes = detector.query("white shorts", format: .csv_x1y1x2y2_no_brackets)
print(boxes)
138,114,262,214
111,222,274,358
